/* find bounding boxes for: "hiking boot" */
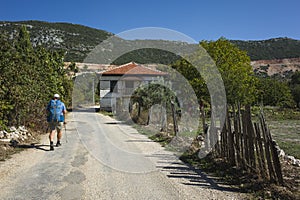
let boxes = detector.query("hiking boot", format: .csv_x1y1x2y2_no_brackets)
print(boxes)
50,145,54,151
56,141,62,147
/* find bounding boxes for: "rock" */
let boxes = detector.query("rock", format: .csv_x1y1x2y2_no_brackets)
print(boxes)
196,135,204,141
265,191,272,198
0,131,4,138
285,155,295,161
12,133,19,139
9,126,17,132
3,130,8,138
18,126,28,133
0,138,11,142
283,155,300,167
295,159,300,167
278,149,285,158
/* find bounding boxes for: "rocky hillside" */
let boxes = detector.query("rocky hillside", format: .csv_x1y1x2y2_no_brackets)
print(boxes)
0,20,112,61
0,20,194,64
252,57,300,79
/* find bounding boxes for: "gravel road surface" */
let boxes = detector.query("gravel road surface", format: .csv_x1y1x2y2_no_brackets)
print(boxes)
0,110,247,200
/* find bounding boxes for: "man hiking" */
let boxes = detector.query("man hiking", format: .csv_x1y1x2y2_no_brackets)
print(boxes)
46,94,67,151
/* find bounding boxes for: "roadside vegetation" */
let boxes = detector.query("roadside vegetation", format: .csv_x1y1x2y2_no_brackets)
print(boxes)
0,26,74,131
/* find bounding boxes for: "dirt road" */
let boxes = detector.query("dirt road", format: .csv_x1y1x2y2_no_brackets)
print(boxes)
0,110,247,199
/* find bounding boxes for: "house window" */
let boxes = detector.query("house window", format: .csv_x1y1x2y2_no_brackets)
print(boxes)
125,81,134,88
110,81,118,92
125,81,134,95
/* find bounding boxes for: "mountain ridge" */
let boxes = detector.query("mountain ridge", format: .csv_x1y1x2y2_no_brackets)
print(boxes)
1,20,300,64
0,20,113,61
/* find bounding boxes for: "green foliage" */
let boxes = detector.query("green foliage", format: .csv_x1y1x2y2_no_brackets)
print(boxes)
130,82,180,124
170,59,209,104
200,38,258,105
0,20,112,62
231,37,300,60
0,26,73,130
257,77,295,108
112,48,181,65
131,83,178,109
289,71,300,107
290,71,300,85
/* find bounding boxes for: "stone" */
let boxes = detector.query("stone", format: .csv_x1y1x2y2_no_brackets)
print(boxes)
0,131,4,138
295,159,300,167
12,133,19,139
9,126,17,132
0,138,11,142
284,155,294,161
18,126,28,132
3,130,8,138
278,149,285,158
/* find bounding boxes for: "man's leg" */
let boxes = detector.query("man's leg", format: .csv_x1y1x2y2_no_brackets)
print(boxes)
49,122,56,151
56,122,63,146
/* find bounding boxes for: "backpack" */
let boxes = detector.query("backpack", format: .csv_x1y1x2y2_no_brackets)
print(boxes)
47,99,64,122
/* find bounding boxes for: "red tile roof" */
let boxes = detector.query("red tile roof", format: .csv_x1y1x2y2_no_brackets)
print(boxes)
102,62,167,76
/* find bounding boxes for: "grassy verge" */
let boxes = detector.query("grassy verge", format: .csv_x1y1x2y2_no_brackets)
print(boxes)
133,120,299,200
267,119,300,159
250,107,300,159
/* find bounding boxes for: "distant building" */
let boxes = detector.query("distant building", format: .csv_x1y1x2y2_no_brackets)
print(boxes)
99,62,167,112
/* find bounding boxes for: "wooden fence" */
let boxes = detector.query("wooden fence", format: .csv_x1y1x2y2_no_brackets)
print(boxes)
209,105,283,184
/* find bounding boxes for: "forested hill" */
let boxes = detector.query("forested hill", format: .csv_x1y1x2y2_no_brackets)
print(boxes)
231,38,300,60
0,20,112,62
1,20,300,62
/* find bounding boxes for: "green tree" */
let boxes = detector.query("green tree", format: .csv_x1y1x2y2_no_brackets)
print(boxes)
130,83,179,124
0,34,14,128
0,26,73,130
290,71,300,108
290,71,300,85
257,77,295,108
170,59,209,105
200,38,257,106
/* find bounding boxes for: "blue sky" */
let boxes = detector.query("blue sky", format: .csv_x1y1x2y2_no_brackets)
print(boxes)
1,0,299,42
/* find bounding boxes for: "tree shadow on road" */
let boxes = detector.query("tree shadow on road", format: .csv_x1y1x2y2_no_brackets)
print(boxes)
16,144,51,152
150,153,243,193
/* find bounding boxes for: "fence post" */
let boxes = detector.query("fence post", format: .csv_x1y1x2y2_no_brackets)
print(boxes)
245,105,256,169
259,113,276,182
254,122,267,179
241,110,250,170
233,105,241,168
270,140,284,184
227,106,235,165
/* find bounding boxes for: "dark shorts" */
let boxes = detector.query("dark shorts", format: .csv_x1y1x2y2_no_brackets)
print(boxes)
49,121,63,132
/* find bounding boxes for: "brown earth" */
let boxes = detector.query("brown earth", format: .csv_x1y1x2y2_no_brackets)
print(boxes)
251,57,300,77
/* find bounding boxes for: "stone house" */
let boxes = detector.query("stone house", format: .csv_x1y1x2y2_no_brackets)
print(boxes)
99,62,167,112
